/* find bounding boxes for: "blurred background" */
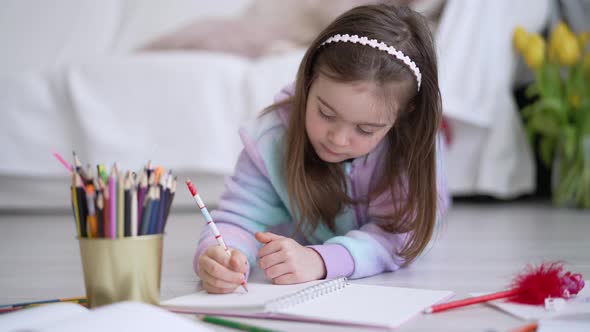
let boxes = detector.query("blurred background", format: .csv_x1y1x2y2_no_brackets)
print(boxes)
0,0,588,211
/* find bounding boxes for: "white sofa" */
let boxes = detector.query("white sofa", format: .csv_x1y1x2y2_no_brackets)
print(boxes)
0,0,549,210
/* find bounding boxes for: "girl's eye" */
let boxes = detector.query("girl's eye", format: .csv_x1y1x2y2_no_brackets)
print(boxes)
318,108,335,120
356,126,375,136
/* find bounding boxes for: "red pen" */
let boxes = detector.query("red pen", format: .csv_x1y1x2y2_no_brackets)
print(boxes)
424,289,518,313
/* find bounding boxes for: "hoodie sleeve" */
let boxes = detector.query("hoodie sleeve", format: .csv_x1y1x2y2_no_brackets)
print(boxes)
193,148,291,279
193,84,296,280
316,133,451,279
320,191,408,279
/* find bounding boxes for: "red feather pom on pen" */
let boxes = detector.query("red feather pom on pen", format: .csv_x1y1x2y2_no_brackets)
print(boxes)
424,262,585,314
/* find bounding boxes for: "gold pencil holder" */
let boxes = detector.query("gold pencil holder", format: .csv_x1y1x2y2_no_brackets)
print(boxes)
78,235,163,308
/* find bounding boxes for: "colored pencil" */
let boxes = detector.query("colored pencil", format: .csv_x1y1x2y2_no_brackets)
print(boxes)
163,176,176,228
109,166,117,238
156,173,168,233
96,191,105,238
0,297,87,309
72,151,82,172
98,164,108,183
137,169,148,229
71,173,82,237
139,188,153,236
81,164,93,185
103,178,111,238
147,188,160,235
160,173,173,232
200,315,280,332
124,173,132,237
85,184,98,238
117,168,125,238
508,323,538,332
0,301,89,314
424,289,518,314
146,160,153,179
154,166,163,185
186,179,248,292
59,155,175,238
51,150,73,172
130,178,138,237
74,173,88,237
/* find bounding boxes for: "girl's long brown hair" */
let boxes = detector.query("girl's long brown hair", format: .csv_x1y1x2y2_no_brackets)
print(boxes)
267,4,442,265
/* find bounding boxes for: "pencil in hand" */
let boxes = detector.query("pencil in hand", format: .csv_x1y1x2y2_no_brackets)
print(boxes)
186,179,249,293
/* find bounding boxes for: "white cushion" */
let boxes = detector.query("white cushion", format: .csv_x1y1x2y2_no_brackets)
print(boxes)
0,0,121,73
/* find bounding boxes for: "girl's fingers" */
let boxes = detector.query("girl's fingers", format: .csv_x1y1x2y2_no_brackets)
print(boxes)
199,268,242,290
273,273,298,285
264,262,291,280
257,240,283,258
208,246,232,265
202,280,237,294
258,250,287,270
255,231,284,244
229,250,248,273
200,255,244,284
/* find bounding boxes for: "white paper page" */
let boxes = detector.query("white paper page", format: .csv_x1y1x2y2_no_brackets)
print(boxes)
537,315,590,332
278,283,454,328
478,280,590,320
41,301,212,332
0,302,88,331
161,280,324,310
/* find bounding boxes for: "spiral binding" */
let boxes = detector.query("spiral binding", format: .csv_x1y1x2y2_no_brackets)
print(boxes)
265,277,349,312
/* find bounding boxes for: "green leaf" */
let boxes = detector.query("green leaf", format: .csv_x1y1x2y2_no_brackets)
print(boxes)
542,64,563,99
540,97,566,113
563,126,577,161
528,111,561,137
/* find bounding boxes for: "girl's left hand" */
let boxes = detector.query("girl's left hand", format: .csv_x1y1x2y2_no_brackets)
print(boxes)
255,231,326,284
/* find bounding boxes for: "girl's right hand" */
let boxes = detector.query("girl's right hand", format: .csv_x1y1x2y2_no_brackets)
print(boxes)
197,246,248,294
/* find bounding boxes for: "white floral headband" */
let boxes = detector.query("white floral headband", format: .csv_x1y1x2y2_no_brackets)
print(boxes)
319,34,422,91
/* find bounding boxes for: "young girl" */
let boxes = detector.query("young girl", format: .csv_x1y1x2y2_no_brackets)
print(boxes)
194,3,450,293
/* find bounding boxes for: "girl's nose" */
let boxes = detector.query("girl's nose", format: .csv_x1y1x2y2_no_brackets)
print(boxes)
328,127,349,147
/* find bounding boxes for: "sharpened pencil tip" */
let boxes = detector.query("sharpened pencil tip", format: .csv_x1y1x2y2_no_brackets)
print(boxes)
423,307,433,314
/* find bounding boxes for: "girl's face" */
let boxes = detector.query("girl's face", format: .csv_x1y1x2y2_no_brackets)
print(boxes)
305,74,404,163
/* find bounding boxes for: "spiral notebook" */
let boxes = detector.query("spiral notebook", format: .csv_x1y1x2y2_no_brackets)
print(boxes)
162,278,454,329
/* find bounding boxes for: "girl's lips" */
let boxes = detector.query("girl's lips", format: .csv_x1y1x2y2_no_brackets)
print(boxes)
322,144,341,156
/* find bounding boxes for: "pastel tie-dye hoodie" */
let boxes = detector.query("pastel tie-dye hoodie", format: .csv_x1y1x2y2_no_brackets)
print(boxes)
194,83,450,280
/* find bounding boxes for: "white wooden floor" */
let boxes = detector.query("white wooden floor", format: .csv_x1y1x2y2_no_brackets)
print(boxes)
1,202,589,332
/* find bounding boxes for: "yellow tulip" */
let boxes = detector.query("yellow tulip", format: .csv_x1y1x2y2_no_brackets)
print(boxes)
523,34,545,69
549,22,569,51
557,34,581,65
513,26,529,53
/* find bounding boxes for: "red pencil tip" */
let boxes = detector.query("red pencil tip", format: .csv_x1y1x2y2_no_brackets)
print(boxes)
186,179,197,196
